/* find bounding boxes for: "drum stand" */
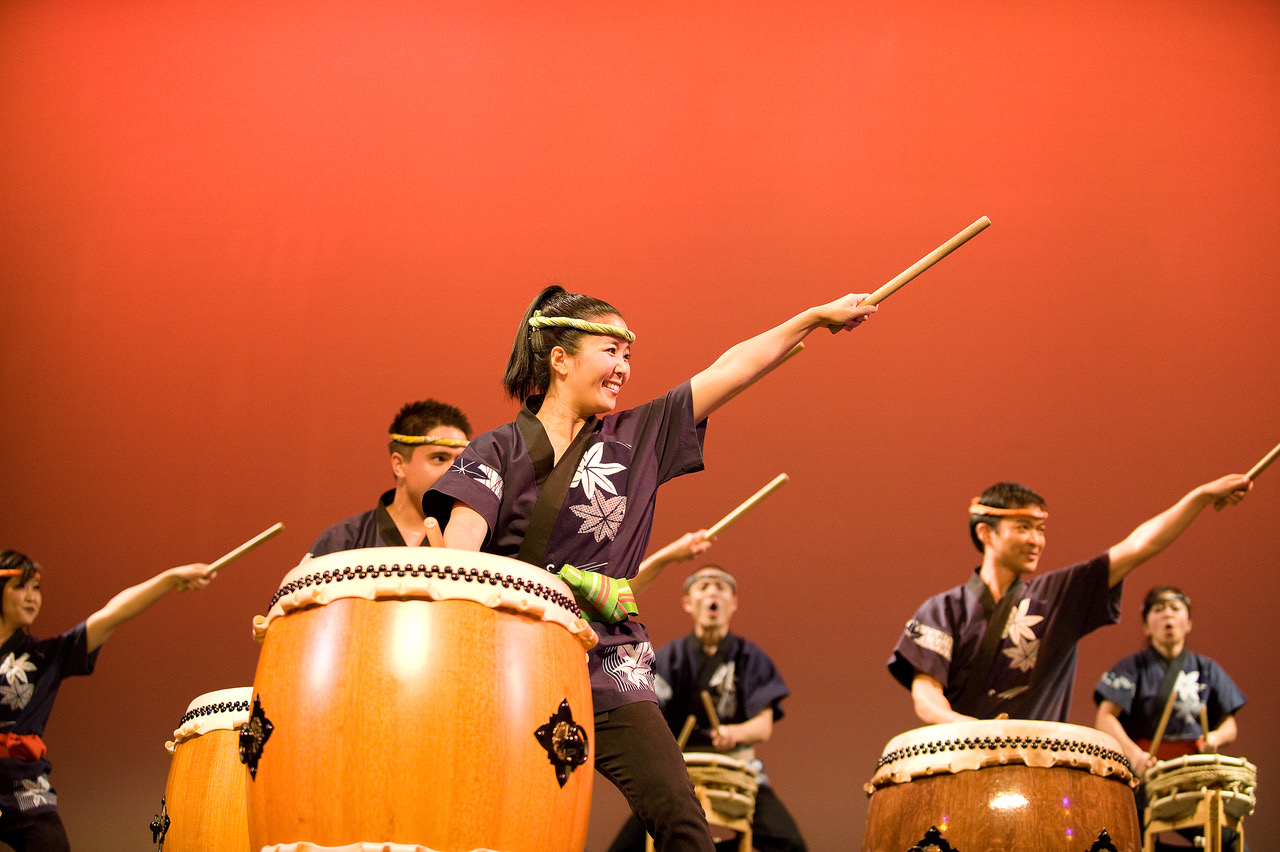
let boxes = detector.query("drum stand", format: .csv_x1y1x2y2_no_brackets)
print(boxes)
1143,789,1244,852
644,787,754,852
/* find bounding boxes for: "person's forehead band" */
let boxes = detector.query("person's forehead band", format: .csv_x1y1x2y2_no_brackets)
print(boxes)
390,434,470,448
684,567,737,593
0,569,39,579
968,499,1049,520
529,311,635,343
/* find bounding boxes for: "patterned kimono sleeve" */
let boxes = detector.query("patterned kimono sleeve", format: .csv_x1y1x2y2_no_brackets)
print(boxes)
1038,552,1121,638
1093,652,1140,714
422,428,511,535
739,641,790,723
645,381,707,485
887,590,957,691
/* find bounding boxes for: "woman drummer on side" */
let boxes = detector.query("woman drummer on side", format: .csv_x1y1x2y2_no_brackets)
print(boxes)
0,550,213,852
425,284,876,852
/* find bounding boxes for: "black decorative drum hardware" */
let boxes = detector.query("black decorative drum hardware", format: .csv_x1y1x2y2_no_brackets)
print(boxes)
535,698,588,787
238,694,273,779
149,796,170,848
1085,829,1119,852
907,826,957,851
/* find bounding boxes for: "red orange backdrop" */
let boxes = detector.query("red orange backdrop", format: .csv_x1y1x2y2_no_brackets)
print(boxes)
2,2,1277,850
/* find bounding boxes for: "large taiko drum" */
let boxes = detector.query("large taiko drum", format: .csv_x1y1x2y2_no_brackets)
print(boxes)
244,548,597,852
155,687,253,852
862,720,1141,852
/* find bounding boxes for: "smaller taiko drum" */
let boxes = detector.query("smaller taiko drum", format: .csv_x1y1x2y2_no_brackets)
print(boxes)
154,687,253,852
684,752,759,821
1144,754,1257,823
862,720,1141,852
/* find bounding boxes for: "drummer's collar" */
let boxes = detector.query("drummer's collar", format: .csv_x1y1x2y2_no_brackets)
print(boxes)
968,499,1048,521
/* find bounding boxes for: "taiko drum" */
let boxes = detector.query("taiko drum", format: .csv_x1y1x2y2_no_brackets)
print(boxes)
157,687,253,852
862,720,1141,852
244,548,597,852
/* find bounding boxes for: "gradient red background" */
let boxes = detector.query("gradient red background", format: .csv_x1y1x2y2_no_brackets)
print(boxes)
2,2,1277,849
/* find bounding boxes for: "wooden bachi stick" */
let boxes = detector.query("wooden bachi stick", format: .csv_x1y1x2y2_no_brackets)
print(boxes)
700,690,721,730
705,473,789,540
676,715,697,750
208,522,285,573
828,216,991,332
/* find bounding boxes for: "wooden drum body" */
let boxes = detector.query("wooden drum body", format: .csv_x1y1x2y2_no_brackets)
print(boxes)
244,548,597,852
862,721,1141,852
158,687,253,852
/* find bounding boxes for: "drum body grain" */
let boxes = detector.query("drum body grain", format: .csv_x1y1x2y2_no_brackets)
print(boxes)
862,720,1141,852
245,548,597,852
160,687,253,852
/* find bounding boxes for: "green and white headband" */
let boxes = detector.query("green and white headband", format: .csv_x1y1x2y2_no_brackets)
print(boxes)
390,434,469,448
528,310,634,343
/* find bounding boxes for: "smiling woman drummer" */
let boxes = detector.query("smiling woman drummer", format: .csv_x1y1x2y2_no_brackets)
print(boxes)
425,283,876,852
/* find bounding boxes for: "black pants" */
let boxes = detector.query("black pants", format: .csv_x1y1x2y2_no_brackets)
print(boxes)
0,811,71,852
595,702,716,852
607,784,807,852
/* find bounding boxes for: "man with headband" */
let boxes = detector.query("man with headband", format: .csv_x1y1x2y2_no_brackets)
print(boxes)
1094,586,1247,851
309,399,472,556
608,564,807,852
888,474,1251,723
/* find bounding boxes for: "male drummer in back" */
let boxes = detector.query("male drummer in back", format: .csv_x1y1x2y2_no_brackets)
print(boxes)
608,564,807,852
1094,585,1247,851
309,399,471,556
887,474,1252,723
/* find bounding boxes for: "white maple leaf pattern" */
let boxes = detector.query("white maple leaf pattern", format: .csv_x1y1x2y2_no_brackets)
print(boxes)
456,459,503,500
16,774,55,811
0,680,34,711
570,492,627,542
1172,670,1205,726
1002,598,1044,646
605,643,654,691
1002,637,1040,672
571,444,627,501
0,652,37,686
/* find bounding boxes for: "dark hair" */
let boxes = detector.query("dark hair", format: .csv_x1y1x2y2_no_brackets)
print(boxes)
0,550,42,586
968,481,1047,553
388,399,473,458
1142,585,1191,620
502,285,625,401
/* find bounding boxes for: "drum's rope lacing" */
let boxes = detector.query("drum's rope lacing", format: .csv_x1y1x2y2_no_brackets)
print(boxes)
688,765,760,797
1145,764,1257,798
269,563,582,617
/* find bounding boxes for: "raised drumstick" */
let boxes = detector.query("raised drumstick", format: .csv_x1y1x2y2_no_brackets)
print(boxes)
700,690,721,730
208,522,285,573
829,216,991,332
705,473,789,540
1214,439,1278,510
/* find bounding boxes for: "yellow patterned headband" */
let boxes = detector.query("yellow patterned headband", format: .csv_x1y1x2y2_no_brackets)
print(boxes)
529,311,635,343
968,499,1048,520
390,434,470,448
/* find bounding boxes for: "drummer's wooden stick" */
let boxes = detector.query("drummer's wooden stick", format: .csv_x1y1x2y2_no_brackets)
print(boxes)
676,714,697,750
208,522,285,573
700,690,721,730
1214,439,1279,510
424,517,444,548
1199,704,1215,752
705,473,789,540
1149,686,1179,759
828,215,992,333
